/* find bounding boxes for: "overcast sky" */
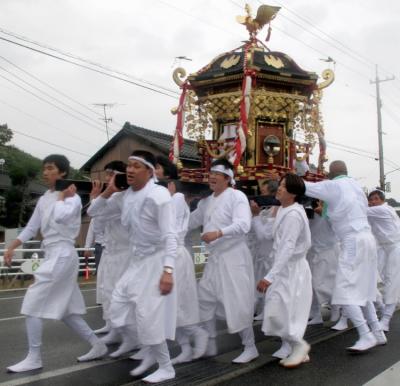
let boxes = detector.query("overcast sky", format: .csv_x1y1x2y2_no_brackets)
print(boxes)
1,0,400,197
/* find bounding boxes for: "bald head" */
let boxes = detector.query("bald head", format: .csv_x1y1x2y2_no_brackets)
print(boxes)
329,160,348,179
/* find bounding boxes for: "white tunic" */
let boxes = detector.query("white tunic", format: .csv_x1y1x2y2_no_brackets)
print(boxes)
110,180,178,345
172,193,200,327
305,177,378,306
367,203,400,304
189,187,254,334
307,215,339,304
18,190,85,319
262,203,312,342
87,192,131,318
251,209,275,300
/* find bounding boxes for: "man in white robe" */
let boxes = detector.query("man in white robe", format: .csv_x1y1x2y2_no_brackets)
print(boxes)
153,156,209,365
250,180,278,320
104,150,178,383
257,173,312,368
367,189,400,331
304,160,386,352
189,159,259,364
307,200,340,325
83,216,104,275
86,161,132,351
4,154,107,373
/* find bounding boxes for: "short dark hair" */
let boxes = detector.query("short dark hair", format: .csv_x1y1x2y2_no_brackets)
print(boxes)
210,158,233,171
42,154,70,178
130,150,156,169
280,173,305,202
156,155,178,179
104,160,127,173
368,189,385,201
262,179,279,195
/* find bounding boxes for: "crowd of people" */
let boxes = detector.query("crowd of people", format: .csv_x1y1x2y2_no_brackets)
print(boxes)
3,152,400,383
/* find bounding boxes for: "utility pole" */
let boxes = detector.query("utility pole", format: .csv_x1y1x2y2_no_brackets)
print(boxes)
370,65,394,191
93,103,115,141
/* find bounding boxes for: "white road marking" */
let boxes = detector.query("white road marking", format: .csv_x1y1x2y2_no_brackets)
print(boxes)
364,360,400,386
0,305,101,322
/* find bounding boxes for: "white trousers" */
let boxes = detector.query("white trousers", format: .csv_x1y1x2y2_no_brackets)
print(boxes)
26,314,98,355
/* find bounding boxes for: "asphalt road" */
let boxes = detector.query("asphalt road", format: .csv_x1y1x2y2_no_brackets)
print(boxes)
1,284,400,386
219,311,400,386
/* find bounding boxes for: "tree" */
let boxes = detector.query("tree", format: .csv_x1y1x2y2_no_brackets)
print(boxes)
0,124,13,145
0,125,42,227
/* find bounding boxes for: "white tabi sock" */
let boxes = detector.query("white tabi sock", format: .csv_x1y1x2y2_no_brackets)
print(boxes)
110,325,138,358
232,327,259,363
182,325,209,359
62,314,108,362
7,316,43,373
343,305,379,351
130,346,148,360
203,318,218,357
94,320,111,334
381,304,396,331
62,314,100,345
141,342,175,383
362,301,381,332
272,340,292,359
100,328,121,345
130,346,156,376
342,305,370,336
171,343,192,364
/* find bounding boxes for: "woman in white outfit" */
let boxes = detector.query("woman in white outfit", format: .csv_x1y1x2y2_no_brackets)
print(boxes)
257,173,312,368
4,154,107,373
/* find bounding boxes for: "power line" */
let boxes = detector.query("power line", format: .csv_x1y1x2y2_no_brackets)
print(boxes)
11,128,91,158
0,63,107,130
0,97,103,146
0,35,179,99
326,140,377,156
265,0,396,79
0,26,180,96
0,72,113,134
0,54,105,119
328,144,379,161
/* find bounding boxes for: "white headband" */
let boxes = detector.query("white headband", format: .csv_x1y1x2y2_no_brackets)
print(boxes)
210,165,236,186
128,156,158,182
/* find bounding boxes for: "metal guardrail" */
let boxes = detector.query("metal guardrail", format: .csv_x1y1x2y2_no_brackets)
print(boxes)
0,243,209,279
0,246,96,278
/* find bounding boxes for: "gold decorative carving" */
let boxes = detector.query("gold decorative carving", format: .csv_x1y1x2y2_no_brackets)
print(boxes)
317,69,335,90
203,139,236,160
264,54,284,69
220,55,241,69
236,4,280,37
172,67,187,87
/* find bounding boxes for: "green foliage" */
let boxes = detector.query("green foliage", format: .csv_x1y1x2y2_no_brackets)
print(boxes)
0,124,13,146
0,124,86,227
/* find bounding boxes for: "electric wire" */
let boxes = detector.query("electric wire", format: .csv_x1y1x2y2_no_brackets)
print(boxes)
0,35,179,99
0,63,107,130
0,72,114,134
0,27,180,96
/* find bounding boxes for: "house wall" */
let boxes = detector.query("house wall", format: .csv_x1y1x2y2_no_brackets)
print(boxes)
79,136,200,247
89,137,166,182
